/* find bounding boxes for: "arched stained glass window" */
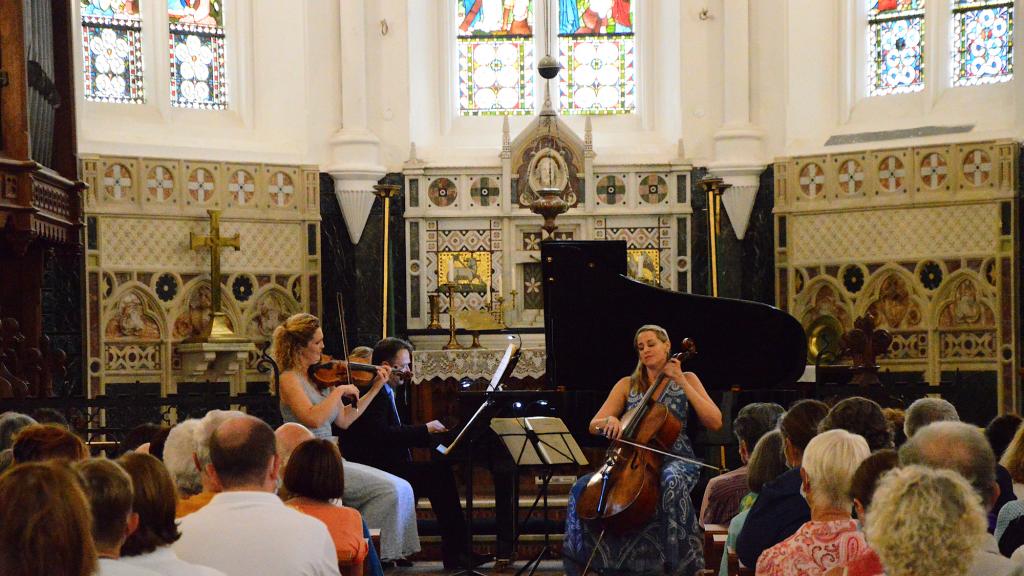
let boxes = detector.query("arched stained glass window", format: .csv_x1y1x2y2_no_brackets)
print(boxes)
81,0,144,104
952,0,1013,86
867,0,926,96
557,0,635,114
457,0,535,116
169,0,227,109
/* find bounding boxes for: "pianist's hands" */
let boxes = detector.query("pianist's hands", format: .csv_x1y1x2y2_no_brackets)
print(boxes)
426,420,448,433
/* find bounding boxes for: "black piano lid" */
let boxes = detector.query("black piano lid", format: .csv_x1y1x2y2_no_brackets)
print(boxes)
541,240,807,393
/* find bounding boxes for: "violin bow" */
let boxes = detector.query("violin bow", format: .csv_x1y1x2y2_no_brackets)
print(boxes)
335,291,355,390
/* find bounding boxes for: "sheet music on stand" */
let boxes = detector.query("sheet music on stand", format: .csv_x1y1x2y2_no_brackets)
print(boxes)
436,341,521,457
490,417,588,467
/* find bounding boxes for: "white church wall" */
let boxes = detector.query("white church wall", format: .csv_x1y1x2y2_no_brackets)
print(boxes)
72,0,341,165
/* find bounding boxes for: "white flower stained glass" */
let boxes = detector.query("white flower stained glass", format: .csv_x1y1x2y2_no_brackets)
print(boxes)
952,0,1013,86
867,0,926,96
169,0,227,109
457,0,535,116
80,0,144,104
557,0,636,114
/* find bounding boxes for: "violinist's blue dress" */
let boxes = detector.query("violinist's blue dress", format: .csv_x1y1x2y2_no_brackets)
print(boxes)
563,382,704,576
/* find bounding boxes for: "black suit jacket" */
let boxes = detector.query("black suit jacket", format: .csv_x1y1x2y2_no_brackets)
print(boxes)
338,386,431,470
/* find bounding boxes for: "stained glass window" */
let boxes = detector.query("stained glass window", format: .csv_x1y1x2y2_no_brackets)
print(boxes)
558,0,635,114
867,0,926,96
457,0,535,116
81,0,144,104
169,0,227,109
952,0,1013,86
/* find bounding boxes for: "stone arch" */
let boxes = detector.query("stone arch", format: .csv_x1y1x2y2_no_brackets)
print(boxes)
244,285,300,340
103,282,166,340
797,277,853,332
171,278,242,341
932,271,996,329
855,266,927,331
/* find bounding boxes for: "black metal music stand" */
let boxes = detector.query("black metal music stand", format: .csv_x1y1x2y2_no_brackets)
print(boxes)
491,416,587,576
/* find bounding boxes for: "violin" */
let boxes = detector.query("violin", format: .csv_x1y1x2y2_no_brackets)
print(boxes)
576,339,697,535
308,355,379,389
307,354,414,390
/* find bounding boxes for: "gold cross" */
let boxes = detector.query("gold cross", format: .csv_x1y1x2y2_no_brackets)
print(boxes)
191,209,240,316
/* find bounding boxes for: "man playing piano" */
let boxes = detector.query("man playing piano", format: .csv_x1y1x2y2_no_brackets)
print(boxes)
338,337,512,570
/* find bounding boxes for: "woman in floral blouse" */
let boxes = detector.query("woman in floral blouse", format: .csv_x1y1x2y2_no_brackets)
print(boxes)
756,429,870,576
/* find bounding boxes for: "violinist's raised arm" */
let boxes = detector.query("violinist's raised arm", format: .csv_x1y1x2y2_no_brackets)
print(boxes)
564,324,720,576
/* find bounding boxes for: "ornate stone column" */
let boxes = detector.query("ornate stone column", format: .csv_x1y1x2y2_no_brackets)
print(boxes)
326,0,386,244
708,0,765,240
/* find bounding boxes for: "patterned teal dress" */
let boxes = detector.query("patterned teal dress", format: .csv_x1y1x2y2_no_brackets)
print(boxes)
563,382,704,576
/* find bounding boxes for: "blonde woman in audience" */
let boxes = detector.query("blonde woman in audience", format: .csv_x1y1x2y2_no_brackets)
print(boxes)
865,465,988,576
756,429,871,576
117,452,226,575
0,461,97,576
284,438,369,576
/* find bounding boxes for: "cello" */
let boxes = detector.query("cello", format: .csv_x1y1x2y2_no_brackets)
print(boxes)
575,339,710,535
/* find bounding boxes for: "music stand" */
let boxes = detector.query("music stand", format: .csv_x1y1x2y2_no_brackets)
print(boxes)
436,343,522,575
491,416,587,576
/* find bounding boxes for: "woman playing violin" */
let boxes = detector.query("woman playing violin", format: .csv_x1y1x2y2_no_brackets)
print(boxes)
563,324,723,576
274,313,391,438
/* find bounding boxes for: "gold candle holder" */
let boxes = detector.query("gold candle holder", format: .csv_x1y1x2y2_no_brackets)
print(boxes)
427,293,443,330
442,284,463,350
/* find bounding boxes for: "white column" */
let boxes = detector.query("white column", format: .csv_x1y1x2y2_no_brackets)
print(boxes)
708,0,765,240
326,0,386,244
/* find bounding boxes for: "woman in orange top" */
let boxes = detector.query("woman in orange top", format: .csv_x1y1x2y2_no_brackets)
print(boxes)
284,438,368,576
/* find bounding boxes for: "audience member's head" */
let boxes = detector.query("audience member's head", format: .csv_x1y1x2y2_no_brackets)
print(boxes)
986,413,1022,460
0,461,96,576
30,407,70,430
800,429,870,512
733,402,785,463
779,399,829,467
283,438,345,503
121,423,163,455
117,452,181,556
900,421,998,508
350,346,374,361
819,397,894,451
746,430,788,494
208,415,278,492
849,448,899,519
904,397,958,438
999,422,1024,484
163,410,244,496
0,448,12,474
74,458,137,556
275,422,315,469
865,465,986,576
882,408,907,448
0,412,36,450
12,424,88,463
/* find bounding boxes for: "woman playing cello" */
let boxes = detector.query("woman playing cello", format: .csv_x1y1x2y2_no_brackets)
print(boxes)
563,324,723,575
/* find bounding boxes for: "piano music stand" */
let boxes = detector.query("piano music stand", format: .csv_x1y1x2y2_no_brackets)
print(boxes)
491,416,587,576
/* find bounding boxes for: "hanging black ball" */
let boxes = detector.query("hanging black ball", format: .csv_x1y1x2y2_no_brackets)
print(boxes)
538,54,562,79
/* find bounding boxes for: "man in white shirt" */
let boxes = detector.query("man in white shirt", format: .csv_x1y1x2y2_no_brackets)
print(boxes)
74,458,161,576
174,415,340,576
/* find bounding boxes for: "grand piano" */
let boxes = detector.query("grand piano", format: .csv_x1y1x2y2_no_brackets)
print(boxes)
541,240,808,450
